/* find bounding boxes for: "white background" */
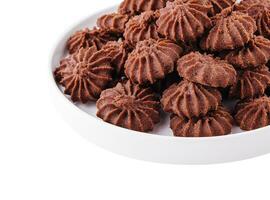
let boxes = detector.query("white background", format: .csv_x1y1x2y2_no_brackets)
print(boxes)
1,0,270,199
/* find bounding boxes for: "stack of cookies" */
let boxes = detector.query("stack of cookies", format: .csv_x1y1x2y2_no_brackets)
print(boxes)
54,0,270,136
162,52,236,137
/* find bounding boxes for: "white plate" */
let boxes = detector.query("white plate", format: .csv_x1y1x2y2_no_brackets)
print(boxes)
50,5,270,164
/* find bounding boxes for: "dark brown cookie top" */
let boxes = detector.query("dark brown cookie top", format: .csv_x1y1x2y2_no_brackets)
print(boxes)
225,36,270,69
54,48,113,103
125,39,183,85
235,96,270,130
156,0,212,43
255,7,270,39
96,80,160,132
55,46,97,83
229,65,270,100
118,0,169,15
235,0,270,12
235,0,270,39
124,11,160,47
97,13,130,34
67,28,118,54
177,52,237,88
161,80,222,118
200,9,257,51
170,106,233,137
100,41,129,75
182,0,214,15
209,0,236,15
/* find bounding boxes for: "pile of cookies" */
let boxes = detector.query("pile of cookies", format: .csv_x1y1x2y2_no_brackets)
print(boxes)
54,0,270,137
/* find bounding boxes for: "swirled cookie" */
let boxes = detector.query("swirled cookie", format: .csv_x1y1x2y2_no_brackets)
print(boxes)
54,48,113,103
229,65,270,99
170,106,233,137
200,9,257,51
161,80,222,118
235,96,270,130
96,80,160,132
125,39,183,85
177,52,236,88
225,36,270,69
156,0,212,43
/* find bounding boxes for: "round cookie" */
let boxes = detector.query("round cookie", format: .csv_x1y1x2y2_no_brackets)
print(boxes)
96,80,160,132
200,8,257,51
161,80,222,118
118,0,169,15
177,52,236,88
235,0,270,11
97,13,130,35
225,36,270,69
125,39,183,85
100,41,129,75
170,106,233,137
235,96,270,130
67,28,118,54
157,0,212,43
210,0,236,15
235,0,270,38
124,11,160,47
229,65,270,99
54,48,113,103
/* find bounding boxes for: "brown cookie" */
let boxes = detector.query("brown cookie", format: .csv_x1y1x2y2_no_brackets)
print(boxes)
100,41,129,75
170,106,233,137
236,0,270,39
118,0,169,15
225,36,270,69
177,52,237,88
124,11,160,47
54,48,113,103
210,0,236,15
229,65,270,99
161,80,222,118
67,28,118,54
96,80,160,132
200,8,257,51
125,39,183,85
235,0,270,12
235,96,270,130
97,13,130,35
157,0,212,43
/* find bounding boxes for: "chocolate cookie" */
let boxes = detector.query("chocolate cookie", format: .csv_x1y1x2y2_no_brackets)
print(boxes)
157,0,212,43
96,80,160,132
118,0,169,15
124,11,160,47
170,106,233,137
210,0,236,15
67,28,118,54
200,8,257,51
235,96,270,130
161,80,222,118
225,36,270,69
235,0,270,11
229,65,270,99
236,0,270,39
125,39,183,85
100,41,129,75
55,48,113,103
177,52,236,88
97,13,130,35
